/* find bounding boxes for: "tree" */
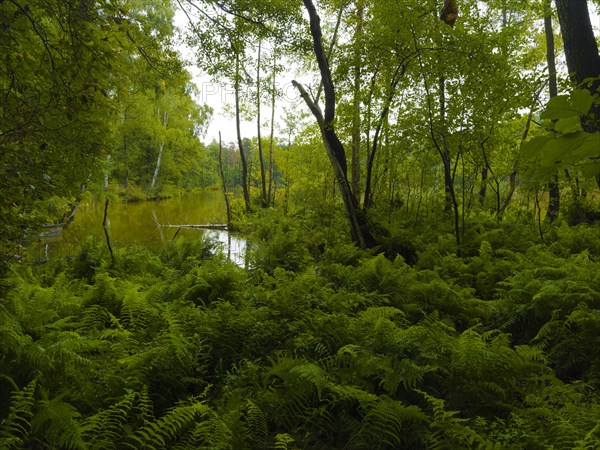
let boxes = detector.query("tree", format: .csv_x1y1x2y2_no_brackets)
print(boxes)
555,0,600,131
293,0,374,248
555,0,600,190
544,0,560,223
0,0,168,253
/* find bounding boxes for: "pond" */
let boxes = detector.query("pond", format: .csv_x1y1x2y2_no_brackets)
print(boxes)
35,190,247,266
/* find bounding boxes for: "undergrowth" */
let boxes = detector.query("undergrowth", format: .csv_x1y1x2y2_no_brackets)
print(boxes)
1,218,600,449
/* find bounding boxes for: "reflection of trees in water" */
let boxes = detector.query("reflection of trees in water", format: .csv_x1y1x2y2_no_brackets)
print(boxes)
37,192,239,259
205,230,247,268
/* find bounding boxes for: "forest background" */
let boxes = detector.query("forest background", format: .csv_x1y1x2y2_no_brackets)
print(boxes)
1,0,600,448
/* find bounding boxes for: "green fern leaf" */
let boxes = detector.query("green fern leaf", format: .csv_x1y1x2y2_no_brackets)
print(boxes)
0,378,37,448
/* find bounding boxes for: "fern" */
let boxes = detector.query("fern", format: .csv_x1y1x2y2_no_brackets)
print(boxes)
79,391,139,448
31,394,86,450
272,433,295,449
123,399,220,450
242,399,268,446
0,378,37,448
351,396,426,449
419,391,489,450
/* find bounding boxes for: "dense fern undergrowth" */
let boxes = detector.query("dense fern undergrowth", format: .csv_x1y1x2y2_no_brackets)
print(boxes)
2,212,600,449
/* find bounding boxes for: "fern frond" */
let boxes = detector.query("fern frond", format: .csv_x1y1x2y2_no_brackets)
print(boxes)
273,433,295,449
357,306,406,322
79,391,139,448
32,394,85,450
351,396,426,449
123,400,213,450
243,399,267,445
0,378,37,448
78,305,119,332
328,384,378,409
419,391,488,450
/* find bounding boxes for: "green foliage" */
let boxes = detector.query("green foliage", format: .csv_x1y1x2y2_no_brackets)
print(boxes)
0,378,37,448
2,220,600,449
522,89,600,180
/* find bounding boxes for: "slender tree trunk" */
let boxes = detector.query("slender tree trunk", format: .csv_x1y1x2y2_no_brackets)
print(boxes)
235,53,251,211
480,138,501,215
151,110,168,191
351,4,364,203
104,154,110,192
268,47,277,206
364,64,404,210
439,78,456,215
545,0,560,223
256,41,267,207
123,135,129,191
432,73,460,253
479,167,487,208
219,132,232,227
498,82,544,219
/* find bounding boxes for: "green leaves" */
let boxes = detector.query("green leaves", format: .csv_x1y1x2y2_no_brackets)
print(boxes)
521,89,600,180
540,90,594,120
522,132,600,179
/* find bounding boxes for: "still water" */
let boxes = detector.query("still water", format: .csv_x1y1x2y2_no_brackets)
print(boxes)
37,191,246,265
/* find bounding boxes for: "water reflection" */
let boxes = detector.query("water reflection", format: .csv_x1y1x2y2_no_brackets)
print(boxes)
34,191,247,266
204,230,247,268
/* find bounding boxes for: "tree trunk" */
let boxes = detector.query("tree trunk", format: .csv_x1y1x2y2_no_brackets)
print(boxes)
545,0,560,223
363,64,404,210
479,167,488,207
219,131,232,227
555,0,600,132
268,47,277,206
439,78,458,218
151,110,168,191
123,135,129,191
235,53,251,211
439,77,461,252
351,4,364,203
256,41,267,207
104,154,110,192
295,0,374,248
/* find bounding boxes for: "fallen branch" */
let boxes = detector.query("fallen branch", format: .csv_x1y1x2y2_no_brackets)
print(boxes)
157,223,229,230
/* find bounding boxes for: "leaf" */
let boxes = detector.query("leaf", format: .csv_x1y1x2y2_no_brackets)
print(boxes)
521,136,552,160
540,90,594,120
570,89,594,115
554,116,581,134
541,96,580,120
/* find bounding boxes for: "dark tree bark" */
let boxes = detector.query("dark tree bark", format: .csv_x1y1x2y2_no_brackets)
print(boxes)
545,1,560,223
479,167,488,208
555,0,600,132
294,0,374,248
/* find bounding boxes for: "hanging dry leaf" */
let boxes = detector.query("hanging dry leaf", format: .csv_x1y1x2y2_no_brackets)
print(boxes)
440,0,458,27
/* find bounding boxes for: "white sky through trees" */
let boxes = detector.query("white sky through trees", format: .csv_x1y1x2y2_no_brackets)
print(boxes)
174,3,600,146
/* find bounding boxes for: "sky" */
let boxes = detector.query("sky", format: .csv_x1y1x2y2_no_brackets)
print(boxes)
173,8,307,146
174,4,600,147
